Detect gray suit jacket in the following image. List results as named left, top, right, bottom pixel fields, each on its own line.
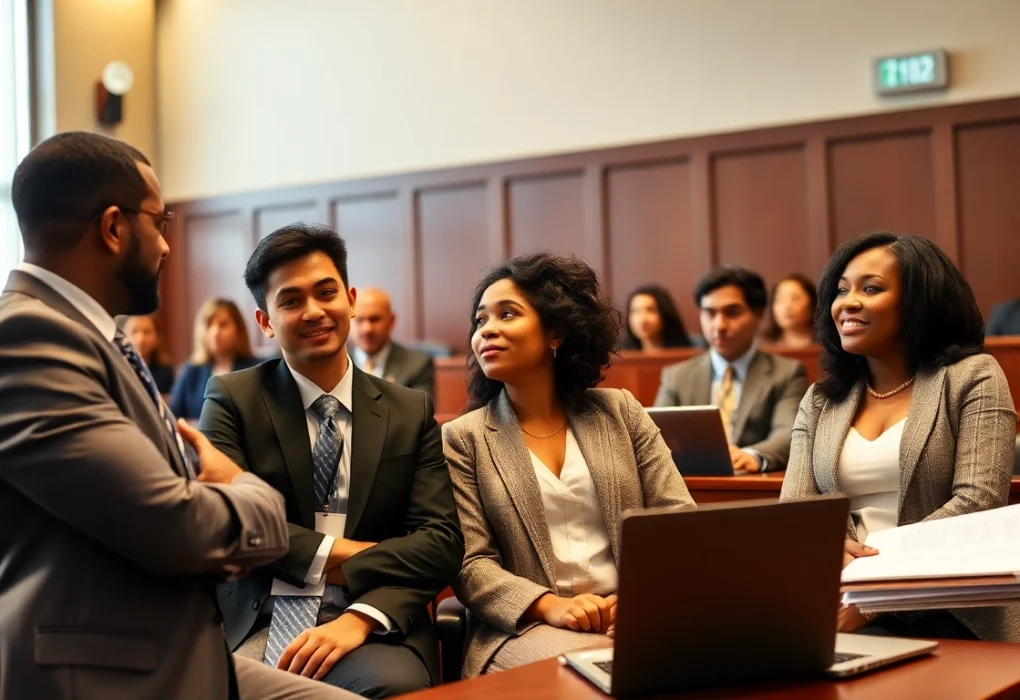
left=383, top=342, right=435, bottom=396
left=0, top=271, right=289, bottom=700
left=654, top=351, right=807, bottom=471
left=780, top=353, right=1020, bottom=642
left=443, top=388, right=694, bottom=678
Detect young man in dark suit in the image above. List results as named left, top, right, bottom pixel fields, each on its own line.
left=200, top=223, right=463, bottom=698
left=654, top=266, right=806, bottom=472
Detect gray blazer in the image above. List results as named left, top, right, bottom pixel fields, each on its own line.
left=780, top=353, right=1020, bottom=642
left=443, top=388, right=694, bottom=678
left=654, top=351, right=806, bottom=471
left=383, top=342, right=435, bottom=396
left=0, top=271, right=289, bottom=699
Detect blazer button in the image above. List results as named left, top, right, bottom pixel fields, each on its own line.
left=252, top=599, right=261, bottom=611
left=249, top=536, right=263, bottom=547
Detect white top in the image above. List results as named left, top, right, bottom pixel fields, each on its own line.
left=837, top=418, right=905, bottom=542
left=352, top=342, right=391, bottom=378
left=530, top=428, right=618, bottom=597
left=288, top=356, right=392, bottom=631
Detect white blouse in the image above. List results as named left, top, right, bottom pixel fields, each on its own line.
left=837, top=418, right=905, bottom=542
left=529, top=428, right=618, bottom=597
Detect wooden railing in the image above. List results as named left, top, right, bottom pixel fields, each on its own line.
left=434, top=338, right=1020, bottom=426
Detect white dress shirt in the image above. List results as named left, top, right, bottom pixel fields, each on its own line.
left=837, top=418, right=904, bottom=542
left=530, top=428, right=618, bottom=596
left=288, top=357, right=393, bottom=632
left=17, top=262, right=117, bottom=342
left=709, top=344, right=765, bottom=466
left=352, top=342, right=391, bottom=379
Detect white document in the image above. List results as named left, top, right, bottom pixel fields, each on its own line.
left=270, top=513, right=348, bottom=597
left=842, top=504, right=1020, bottom=584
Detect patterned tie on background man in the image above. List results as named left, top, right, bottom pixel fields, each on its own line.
left=113, top=330, right=196, bottom=479
left=715, top=365, right=736, bottom=444
left=263, top=394, right=346, bottom=668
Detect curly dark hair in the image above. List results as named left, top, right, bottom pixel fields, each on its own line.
left=816, top=231, right=984, bottom=402
left=465, top=252, right=622, bottom=412
left=761, top=273, right=818, bottom=342
left=621, top=284, right=691, bottom=349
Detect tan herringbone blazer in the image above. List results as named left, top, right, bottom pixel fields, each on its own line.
left=781, top=353, right=1020, bottom=642
left=443, top=388, right=694, bottom=678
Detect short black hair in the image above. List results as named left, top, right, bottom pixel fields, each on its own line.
left=244, top=222, right=350, bottom=311
left=12, top=131, right=150, bottom=253
left=816, top=230, right=984, bottom=402
left=621, top=284, right=691, bottom=349
left=466, top=252, right=622, bottom=412
left=762, top=273, right=818, bottom=342
left=694, top=266, right=767, bottom=312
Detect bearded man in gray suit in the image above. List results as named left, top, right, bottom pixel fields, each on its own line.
left=0, top=132, right=358, bottom=700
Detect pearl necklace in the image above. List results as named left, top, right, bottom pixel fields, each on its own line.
left=867, top=377, right=915, bottom=399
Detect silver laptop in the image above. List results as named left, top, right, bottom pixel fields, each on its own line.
left=646, top=406, right=734, bottom=476
left=563, top=497, right=937, bottom=696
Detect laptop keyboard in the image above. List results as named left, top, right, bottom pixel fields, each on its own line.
left=594, top=660, right=613, bottom=676
left=833, top=652, right=866, bottom=664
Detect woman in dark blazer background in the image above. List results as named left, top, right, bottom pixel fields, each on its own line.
left=170, top=298, right=259, bottom=421
left=780, top=231, right=1020, bottom=642
left=443, top=252, right=694, bottom=678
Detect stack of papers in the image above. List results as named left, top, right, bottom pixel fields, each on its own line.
left=841, top=504, right=1020, bottom=613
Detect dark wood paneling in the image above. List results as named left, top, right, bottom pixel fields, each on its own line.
left=829, top=132, right=937, bottom=245
left=331, top=193, right=412, bottom=342
left=417, top=184, right=491, bottom=349
left=713, top=146, right=812, bottom=285
left=506, top=172, right=585, bottom=257
left=956, top=119, right=1020, bottom=318
left=164, top=97, right=1020, bottom=367
left=605, top=160, right=697, bottom=325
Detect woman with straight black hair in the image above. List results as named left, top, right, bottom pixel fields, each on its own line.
left=781, top=230, right=1020, bottom=642
left=621, top=284, right=691, bottom=350
left=443, top=252, right=694, bottom=677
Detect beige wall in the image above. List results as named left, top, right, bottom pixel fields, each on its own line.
left=37, top=0, right=156, bottom=162
left=156, top=0, right=1020, bottom=202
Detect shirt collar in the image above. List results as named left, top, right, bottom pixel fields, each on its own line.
left=354, top=341, right=392, bottom=370
left=288, top=354, right=355, bottom=414
left=710, top=343, right=757, bottom=383
left=17, top=262, right=118, bottom=342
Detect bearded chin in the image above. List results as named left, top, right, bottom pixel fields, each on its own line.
left=118, top=239, right=162, bottom=315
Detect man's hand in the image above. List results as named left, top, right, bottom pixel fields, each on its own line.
left=178, top=420, right=243, bottom=484
left=843, top=539, right=878, bottom=569
left=729, top=445, right=762, bottom=473
left=837, top=603, right=869, bottom=633
left=278, top=610, right=377, bottom=680
left=528, top=593, right=616, bottom=633
left=325, top=538, right=377, bottom=572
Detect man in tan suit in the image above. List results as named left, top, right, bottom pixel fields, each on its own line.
left=0, top=132, right=358, bottom=699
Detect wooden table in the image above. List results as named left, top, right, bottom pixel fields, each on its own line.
left=401, top=640, right=1020, bottom=699
left=684, top=473, right=1020, bottom=506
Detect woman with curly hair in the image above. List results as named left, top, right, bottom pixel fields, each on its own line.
left=781, top=231, right=1019, bottom=642
left=443, top=251, right=694, bottom=678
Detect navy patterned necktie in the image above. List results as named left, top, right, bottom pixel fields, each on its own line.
left=263, top=393, right=347, bottom=668
left=113, top=331, right=196, bottom=480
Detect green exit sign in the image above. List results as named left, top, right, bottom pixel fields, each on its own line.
left=873, top=49, right=949, bottom=95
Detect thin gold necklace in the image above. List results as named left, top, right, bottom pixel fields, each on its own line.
left=867, top=377, right=915, bottom=399
left=521, top=420, right=566, bottom=439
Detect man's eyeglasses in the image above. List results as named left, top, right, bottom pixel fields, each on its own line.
left=89, top=207, right=175, bottom=235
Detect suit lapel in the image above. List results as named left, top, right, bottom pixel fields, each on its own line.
left=691, top=353, right=713, bottom=405
left=898, top=367, right=946, bottom=509
left=813, top=383, right=862, bottom=496
left=483, top=392, right=558, bottom=589
left=347, top=368, right=388, bottom=537
left=732, top=352, right=770, bottom=443
left=5, top=271, right=188, bottom=476
left=570, top=403, right=622, bottom=563
left=264, top=361, right=316, bottom=527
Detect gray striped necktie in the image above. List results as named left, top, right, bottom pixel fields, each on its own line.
left=263, top=394, right=345, bottom=667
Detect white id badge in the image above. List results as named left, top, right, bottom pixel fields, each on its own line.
left=269, top=513, right=348, bottom=597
